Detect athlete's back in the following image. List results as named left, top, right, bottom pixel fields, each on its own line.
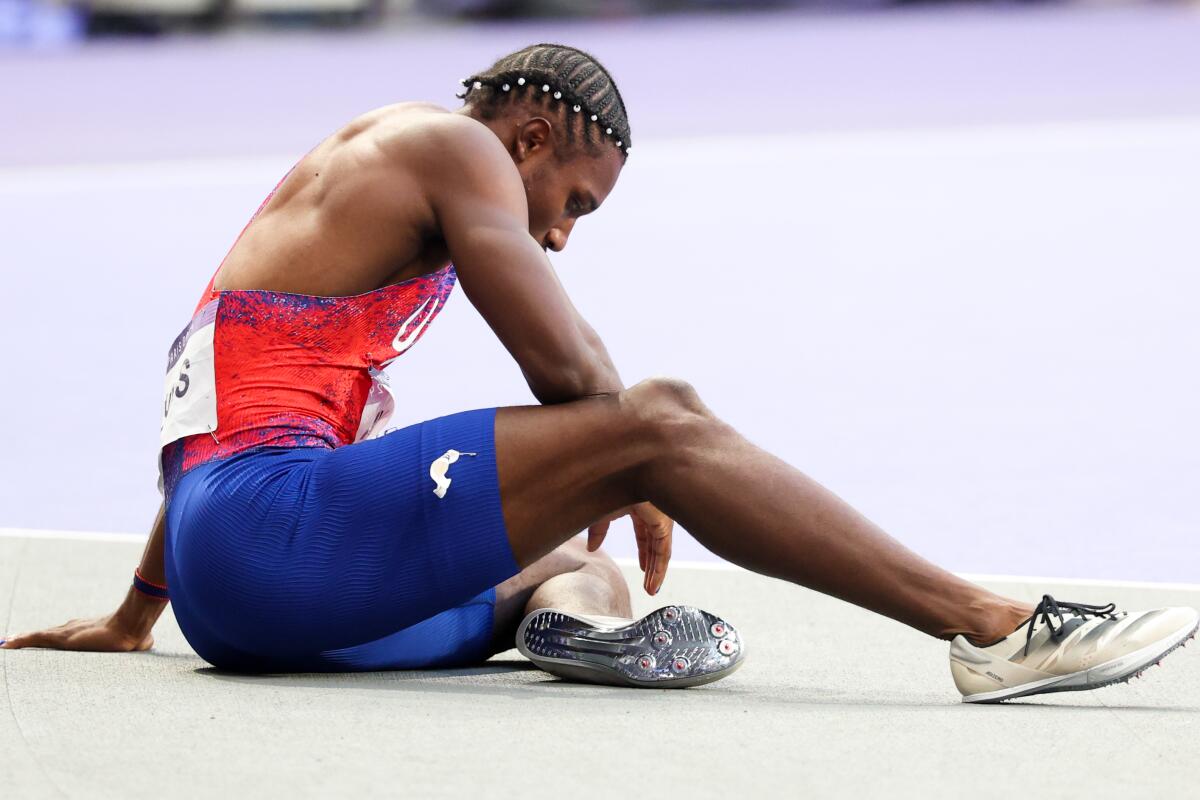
left=214, top=102, right=471, bottom=299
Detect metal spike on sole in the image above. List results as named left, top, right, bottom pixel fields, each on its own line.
left=516, top=605, right=746, bottom=689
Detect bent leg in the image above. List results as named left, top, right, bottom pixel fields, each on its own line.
left=486, top=537, right=631, bottom=656
left=304, top=589, right=499, bottom=671
left=301, top=539, right=630, bottom=671
left=495, top=378, right=1032, bottom=644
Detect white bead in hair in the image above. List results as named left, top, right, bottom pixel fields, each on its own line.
left=553, top=91, right=562, bottom=100
left=605, top=127, right=613, bottom=135
left=573, top=104, right=581, bottom=112
left=590, top=114, right=598, bottom=121
left=502, top=83, right=510, bottom=91
left=517, top=77, right=526, bottom=85
left=616, top=141, right=622, bottom=147
left=542, top=84, right=550, bottom=92
left=473, top=81, right=482, bottom=90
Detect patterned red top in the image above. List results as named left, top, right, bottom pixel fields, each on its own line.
left=160, top=265, right=456, bottom=498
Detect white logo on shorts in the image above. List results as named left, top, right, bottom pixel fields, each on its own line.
left=430, top=449, right=477, bottom=499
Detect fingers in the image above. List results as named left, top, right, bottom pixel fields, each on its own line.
left=634, top=511, right=673, bottom=596
left=644, top=545, right=657, bottom=595
left=1, top=616, right=148, bottom=653
left=634, top=520, right=648, bottom=572
left=0, top=631, right=58, bottom=650
left=586, top=519, right=610, bottom=552
left=594, top=503, right=673, bottom=596
left=651, top=517, right=673, bottom=595
left=646, top=530, right=671, bottom=595
left=655, top=530, right=673, bottom=594
left=637, top=520, right=655, bottom=594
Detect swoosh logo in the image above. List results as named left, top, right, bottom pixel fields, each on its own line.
left=391, top=296, right=440, bottom=354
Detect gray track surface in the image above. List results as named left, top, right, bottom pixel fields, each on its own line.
left=3, top=536, right=1198, bottom=799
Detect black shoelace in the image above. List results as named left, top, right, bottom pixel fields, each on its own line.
left=1022, top=594, right=1118, bottom=656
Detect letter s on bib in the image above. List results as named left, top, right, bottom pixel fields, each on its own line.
left=161, top=299, right=219, bottom=449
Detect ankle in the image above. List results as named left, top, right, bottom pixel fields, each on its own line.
left=944, top=596, right=1033, bottom=646
left=525, top=570, right=630, bottom=619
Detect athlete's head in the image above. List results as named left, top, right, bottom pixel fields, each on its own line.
left=460, top=43, right=631, bottom=252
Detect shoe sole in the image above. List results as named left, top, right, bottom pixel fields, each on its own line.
left=961, top=616, right=1199, bottom=704
left=516, top=605, right=746, bottom=689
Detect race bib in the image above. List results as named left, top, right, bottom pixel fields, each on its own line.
left=354, top=367, right=396, bottom=442
left=161, top=299, right=219, bottom=448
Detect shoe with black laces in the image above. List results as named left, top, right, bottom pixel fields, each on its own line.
left=516, top=605, right=745, bottom=688
left=949, top=595, right=1199, bottom=703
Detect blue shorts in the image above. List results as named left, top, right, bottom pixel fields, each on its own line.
left=164, top=407, right=520, bottom=673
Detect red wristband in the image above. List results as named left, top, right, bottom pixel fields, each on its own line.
left=132, top=568, right=170, bottom=601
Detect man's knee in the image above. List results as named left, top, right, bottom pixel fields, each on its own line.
left=579, top=541, right=625, bottom=588
left=569, top=541, right=632, bottom=616
left=621, top=377, right=713, bottom=442
left=504, top=538, right=631, bottom=617
left=555, top=537, right=624, bottom=587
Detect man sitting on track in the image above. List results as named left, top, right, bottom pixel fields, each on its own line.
left=4, top=44, right=1195, bottom=701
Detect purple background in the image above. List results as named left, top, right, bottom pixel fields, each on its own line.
left=2, top=4, right=1199, bottom=582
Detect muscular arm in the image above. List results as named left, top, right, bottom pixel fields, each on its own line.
left=412, top=120, right=623, bottom=404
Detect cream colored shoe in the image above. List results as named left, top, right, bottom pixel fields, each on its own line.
left=950, top=595, right=1198, bottom=703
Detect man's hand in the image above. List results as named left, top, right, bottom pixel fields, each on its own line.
left=4, top=506, right=172, bottom=653
left=1, top=585, right=164, bottom=652
left=1, top=613, right=153, bottom=652
left=587, top=501, right=674, bottom=595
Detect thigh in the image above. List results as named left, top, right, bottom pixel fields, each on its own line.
left=177, top=590, right=498, bottom=674
left=494, top=392, right=651, bottom=566
left=312, top=538, right=628, bottom=670
left=304, top=589, right=500, bottom=672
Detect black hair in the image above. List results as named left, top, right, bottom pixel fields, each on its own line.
left=459, top=43, right=631, bottom=158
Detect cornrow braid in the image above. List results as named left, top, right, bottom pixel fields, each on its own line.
left=457, top=43, right=632, bottom=157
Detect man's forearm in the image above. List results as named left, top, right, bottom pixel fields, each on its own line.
left=525, top=324, right=623, bottom=404
left=137, top=503, right=168, bottom=586
left=575, top=315, right=624, bottom=397
left=114, top=504, right=170, bottom=639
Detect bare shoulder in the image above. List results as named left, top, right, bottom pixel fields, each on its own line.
left=371, top=105, right=509, bottom=159
left=284, top=102, right=526, bottom=251
left=368, top=105, right=523, bottom=196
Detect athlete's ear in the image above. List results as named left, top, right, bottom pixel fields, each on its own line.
left=513, top=117, right=554, bottom=162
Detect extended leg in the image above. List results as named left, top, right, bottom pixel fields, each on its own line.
left=495, top=378, right=1032, bottom=645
